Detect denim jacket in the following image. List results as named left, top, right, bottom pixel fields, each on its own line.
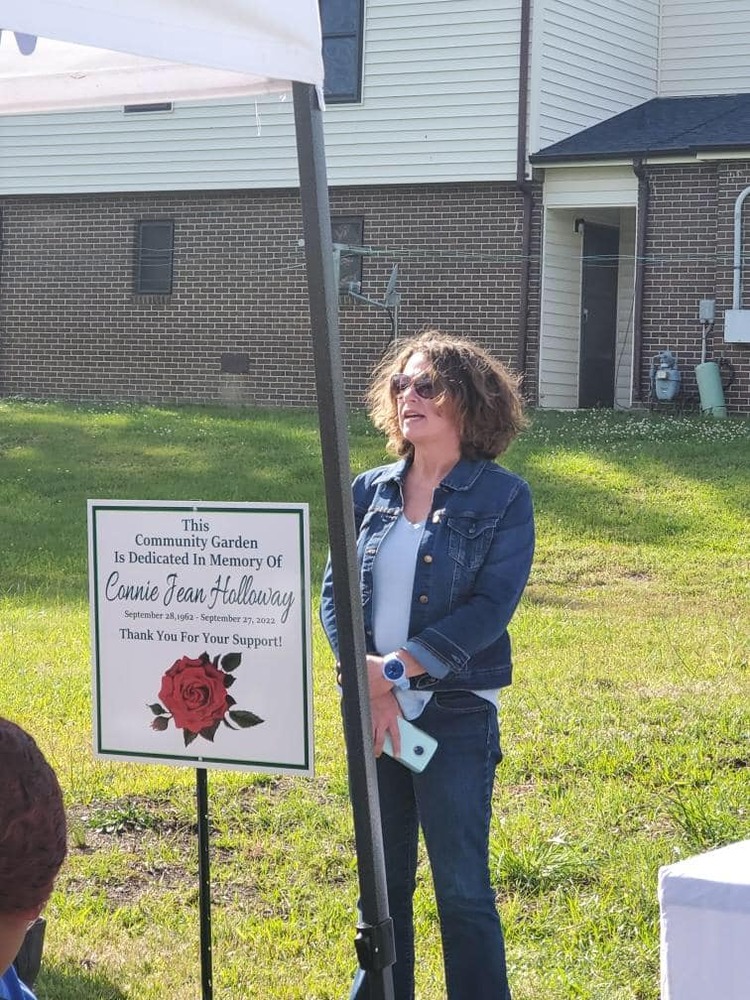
left=320, top=456, right=535, bottom=691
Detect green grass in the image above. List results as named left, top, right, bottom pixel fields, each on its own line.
left=1, top=400, right=748, bottom=999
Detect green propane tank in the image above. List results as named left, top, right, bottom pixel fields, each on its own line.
left=695, top=361, right=728, bottom=418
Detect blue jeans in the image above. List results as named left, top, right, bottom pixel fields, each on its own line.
left=350, top=691, right=511, bottom=1000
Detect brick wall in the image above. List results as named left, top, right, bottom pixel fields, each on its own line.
left=642, top=162, right=750, bottom=412
left=2, top=171, right=747, bottom=414
left=0, top=183, right=539, bottom=409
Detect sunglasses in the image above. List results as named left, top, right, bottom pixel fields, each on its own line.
left=390, top=373, right=440, bottom=399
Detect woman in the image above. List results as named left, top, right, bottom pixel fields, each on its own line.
left=0, top=718, right=67, bottom=1000
left=321, top=331, right=535, bottom=1000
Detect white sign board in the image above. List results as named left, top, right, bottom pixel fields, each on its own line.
left=88, top=500, right=313, bottom=775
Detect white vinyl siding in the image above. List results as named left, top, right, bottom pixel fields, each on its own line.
left=538, top=208, right=582, bottom=408
left=326, top=0, right=521, bottom=184
left=530, top=0, right=659, bottom=154
left=543, top=165, right=639, bottom=209
left=0, top=0, right=522, bottom=195
left=659, top=1, right=750, bottom=97
left=0, top=101, right=292, bottom=195
left=614, top=210, right=636, bottom=408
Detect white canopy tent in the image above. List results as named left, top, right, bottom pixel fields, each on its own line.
left=0, top=0, right=323, bottom=109
left=0, top=4, right=393, bottom=997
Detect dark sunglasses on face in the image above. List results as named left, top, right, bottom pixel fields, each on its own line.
left=390, top=372, right=440, bottom=399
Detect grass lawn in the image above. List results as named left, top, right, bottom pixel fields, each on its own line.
left=1, top=400, right=748, bottom=1000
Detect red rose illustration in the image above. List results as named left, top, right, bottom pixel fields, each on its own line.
left=158, top=655, right=229, bottom=734
left=148, top=651, right=264, bottom=746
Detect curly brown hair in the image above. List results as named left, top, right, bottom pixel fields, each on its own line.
left=367, top=331, right=528, bottom=460
left=0, top=718, right=67, bottom=916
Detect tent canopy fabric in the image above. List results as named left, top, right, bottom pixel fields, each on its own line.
left=0, top=0, right=323, bottom=112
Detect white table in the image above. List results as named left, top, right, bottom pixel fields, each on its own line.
left=659, top=839, right=750, bottom=999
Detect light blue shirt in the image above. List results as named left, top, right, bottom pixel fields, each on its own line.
left=372, top=512, right=433, bottom=720
left=372, top=513, right=498, bottom=719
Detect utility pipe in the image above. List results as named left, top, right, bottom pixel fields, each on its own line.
left=632, top=159, right=649, bottom=402
left=732, top=184, right=750, bottom=308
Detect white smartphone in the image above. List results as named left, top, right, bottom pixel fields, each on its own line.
left=381, top=717, right=438, bottom=773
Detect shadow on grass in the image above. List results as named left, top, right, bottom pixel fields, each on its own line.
left=510, top=424, right=749, bottom=546
left=511, top=410, right=750, bottom=527
left=523, top=465, right=697, bottom=545
left=2, top=403, right=747, bottom=600
left=0, top=403, right=330, bottom=600
left=36, top=962, right=127, bottom=1000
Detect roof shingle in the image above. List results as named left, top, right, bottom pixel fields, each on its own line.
left=530, top=94, right=750, bottom=164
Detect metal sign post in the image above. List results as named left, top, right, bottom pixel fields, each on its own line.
left=196, top=768, right=213, bottom=1000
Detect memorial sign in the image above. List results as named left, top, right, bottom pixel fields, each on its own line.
left=88, top=500, right=312, bottom=774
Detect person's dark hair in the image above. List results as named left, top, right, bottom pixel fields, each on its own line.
left=367, top=330, right=528, bottom=460
left=0, top=719, right=67, bottom=916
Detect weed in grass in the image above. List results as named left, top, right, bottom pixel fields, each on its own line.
left=493, top=834, right=595, bottom=894
left=667, top=785, right=748, bottom=855
left=68, top=819, right=89, bottom=850
left=86, top=800, right=162, bottom=835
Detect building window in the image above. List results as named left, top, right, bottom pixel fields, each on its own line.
left=135, top=221, right=174, bottom=295
left=320, top=0, right=364, bottom=103
left=124, top=102, right=173, bottom=114
left=332, top=216, right=364, bottom=293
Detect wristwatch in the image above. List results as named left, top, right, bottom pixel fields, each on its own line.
left=382, top=655, right=410, bottom=691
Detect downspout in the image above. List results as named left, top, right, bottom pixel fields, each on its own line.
left=731, top=184, right=750, bottom=308
left=632, top=158, right=648, bottom=402
left=515, top=0, right=533, bottom=378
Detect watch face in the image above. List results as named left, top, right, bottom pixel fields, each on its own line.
left=384, top=657, right=405, bottom=682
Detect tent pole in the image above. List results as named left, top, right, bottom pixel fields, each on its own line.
left=292, top=82, right=395, bottom=1000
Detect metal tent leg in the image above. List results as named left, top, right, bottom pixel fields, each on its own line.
left=292, top=81, right=395, bottom=1000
